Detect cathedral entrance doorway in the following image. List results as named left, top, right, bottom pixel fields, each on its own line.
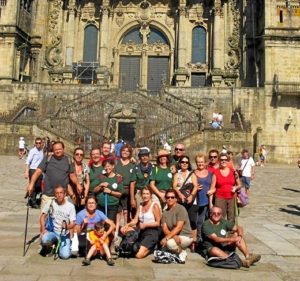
left=118, top=122, right=135, bottom=146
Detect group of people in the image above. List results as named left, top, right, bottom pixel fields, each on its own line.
left=25, top=138, right=260, bottom=268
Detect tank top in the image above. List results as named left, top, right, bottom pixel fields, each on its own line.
left=138, top=202, right=156, bottom=224
left=214, top=168, right=235, bottom=199
left=196, top=171, right=212, bottom=207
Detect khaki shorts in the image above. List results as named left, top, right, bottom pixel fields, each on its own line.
left=40, top=194, right=55, bottom=211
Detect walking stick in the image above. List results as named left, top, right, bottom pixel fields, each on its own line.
left=104, top=193, right=108, bottom=216
left=23, top=195, right=30, bottom=257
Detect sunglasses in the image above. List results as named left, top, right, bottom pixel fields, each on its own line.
left=75, top=153, right=84, bottom=156
left=220, top=158, right=228, bottom=162
left=209, top=156, right=218, bottom=159
left=175, top=148, right=184, bottom=151
left=35, top=142, right=42, bottom=144
left=180, top=161, right=189, bottom=164
left=211, top=212, right=222, bottom=216
left=166, top=196, right=176, bottom=199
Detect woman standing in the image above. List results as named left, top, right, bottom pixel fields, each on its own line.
left=74, top=195, right=115, bottom=257
left=194, top=153, right=212, bottom=243
left=209, top=153, right=241, bottom=223
left=94, top=158, right=124, bottom=223
left=173, top=156, right=198, bottom=251
left=68, top=147, right=90, bottom=212
left=150, top=150, right=173, bottom=208
left=121, top=186, right=161, bottom=259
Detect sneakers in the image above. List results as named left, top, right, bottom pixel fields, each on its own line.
left=178, top=250, right=187, bottom=263
left=82, top=258, right=91, bottom=266
left=247, top=253, right=261, bottom=265
left=107, top=258, right=115, bottom=266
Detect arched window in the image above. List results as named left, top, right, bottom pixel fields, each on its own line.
left=122, top=27, right=143, bottom=44
left=148, top=28, right=168, bottom=44
left=83, top=25, right=98, bottom=62
left=192, top=26, right=206, bottom=64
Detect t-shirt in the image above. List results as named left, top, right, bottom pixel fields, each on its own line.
left=38, top=155, right=74, bottom=196
left=130, top=163, right=153, bottom=190
left=161, top=204, right=192, bottom=238
left=115, top=159, right=134, bottom=187
left=196, top=171, right=212, bottom=207
left=76, top=209, right=108, bottom=231
left=97, top=174, right=124, bottom=207
left=89, top=230, right=110, bottom=250
left=202, top=218, right=234, bottom=250
left=42, top=199, right=76, bottom=234
left=150, top=166, right=173, bottom=191
left=240, top=157, right=255, bottom=177
left=207, top=164, right=218, bottom=173
left=19, top=139, right=25, bottom=149
left=214, top=168, right=235, bottom=199
left=89, top=165, right=104, bottom=193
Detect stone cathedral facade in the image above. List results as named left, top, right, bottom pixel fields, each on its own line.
left=0, top=0, right=299, bottom=162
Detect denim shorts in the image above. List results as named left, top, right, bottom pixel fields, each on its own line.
left=241, top=176, right=251, bottom=188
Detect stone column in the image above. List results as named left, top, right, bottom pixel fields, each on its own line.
left=213, top=0, right=223, bottom=70
left=99, top=6, right=109, bottom=67
left=178, top=7, right=187, bottom=68
left=65, top=4, right=76, bottom=66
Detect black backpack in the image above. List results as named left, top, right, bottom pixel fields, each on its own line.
left=207, top=252, right=242, bottom=269
left=118, top=230, right=140, bottom=258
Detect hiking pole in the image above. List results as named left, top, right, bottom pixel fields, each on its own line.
left=54, top=220, right=66, bottom=260
left=104, top=193, right=108, bottom=216
left=23, top=195, right=30, bottom=257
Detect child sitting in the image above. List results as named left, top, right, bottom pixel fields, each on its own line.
left=82, top=222, right=115, bottom=266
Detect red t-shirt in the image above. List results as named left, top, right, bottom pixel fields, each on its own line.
left=207, top=164, right=218, bottom=173
left=214, top=168, right=235, bottom=199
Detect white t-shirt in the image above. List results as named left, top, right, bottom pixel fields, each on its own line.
left=240, top=157, right=255, bottom=177
left=19, top=140, right=25, bottom=149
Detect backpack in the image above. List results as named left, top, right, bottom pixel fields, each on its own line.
left=117, top=229, right=140, bottom=258
left=153, top=250, right=185, bottom=264
left=206, top=252, right=242, bottom=269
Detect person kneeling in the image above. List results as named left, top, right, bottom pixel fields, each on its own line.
left=160, top=189, right=193, bottom=263
left=39, top=185, right=76, bottom=259
left=202, top=206, right=261, bottom=268
left=82, top=222, right=114, bottom=266
left=121, top=186, right=161, bottom=259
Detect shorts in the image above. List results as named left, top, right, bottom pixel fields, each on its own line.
left=118, top=187, right=130, bottom=211
left=203, top=242, right=236, bottom=257
left=139, top=228, right=159, bottom=250
left=241, top=176, right=251, bottom=188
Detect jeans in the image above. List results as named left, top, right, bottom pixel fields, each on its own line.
left=197, top=205, right=209, bottom=243
left=41, top=231, right=71, bottom=259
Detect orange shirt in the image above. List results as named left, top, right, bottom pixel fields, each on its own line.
left=89, top=230, right=110, bottom=251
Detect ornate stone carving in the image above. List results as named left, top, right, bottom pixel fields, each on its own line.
left=187, top=62, right=208, bottom=72
left=81, top=3, right=97, bottom=23
left=214, top=0, right=223, bottom=17
left=45, top=0, right=63, bottom=69
left=225, top=0, right=241, bottom=71
left=188, top=4, right=204, bottom=22
left=115, top=11, right=125, bottom=27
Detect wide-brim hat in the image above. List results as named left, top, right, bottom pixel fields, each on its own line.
left=138, top=147, right=150, bottom=157
left=157, top=149, right=170, bottom=159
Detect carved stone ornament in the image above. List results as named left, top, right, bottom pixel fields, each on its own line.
left=214, top=0, right=223, bottom=17
left=225, top=0, right=241, bottom=71
left=81, top=3, right=97, bottom=22
left=115, top=10, right=125, bottom=27
left=45, top=0, right=63, bottom=69
left=188, top=4, right=204, bottom=22
left=187, top=62, right=208, bottom=72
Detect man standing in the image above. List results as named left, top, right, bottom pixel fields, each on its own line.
left=100, top=140, right=116, bottom=163
left=24, top=137, right=44, bottom=208
left=207, top=149, right=219, bottom=173
left=202, top=206, right=261, bottom=268
left=238, top=149, right=255, bottom=195
left=40, top=185, right=76, bottom=259
left=27, top=141, right=82, bottom=210
left=170, top=143, right=186, bottom=173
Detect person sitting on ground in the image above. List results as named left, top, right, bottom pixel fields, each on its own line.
left=202, top=206, right=261, bottom=268
left=82, top=221, right=115, bottom=266
left=160, top=189, right=193, bottom=263
left=121, top=186, right=161, bottom=259
left=74, top=195, right=115, bottom=257
left=39, top=185, right=76, bottom=259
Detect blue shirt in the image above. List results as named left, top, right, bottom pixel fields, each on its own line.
left=197, top=172, right=212, bottom=207
left=76, top=209, right=108, bottom=231
left=25, top=146, right=44, bottom=169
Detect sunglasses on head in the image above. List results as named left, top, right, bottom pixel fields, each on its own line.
left=175, top=148, right=184, bottom=151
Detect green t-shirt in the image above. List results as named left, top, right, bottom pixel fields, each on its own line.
left=89, top=165, right=104, bottom=193
left=115, top=160, right=134, bottom=187
left=150, top=166, right=173, bottom=191
left=202, top=218, right=235, bottom=251
left=96, top=174, right=124, bottom=207
left=130, top=163, right=153, bottom=191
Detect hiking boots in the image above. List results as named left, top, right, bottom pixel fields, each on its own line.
left=241, top=259, right=250, bottom=268
left=247, top=253, right=261, bottom=265
left=82, top=258, right=91, bottom=266
left=107, top=258, right=115, bottom=266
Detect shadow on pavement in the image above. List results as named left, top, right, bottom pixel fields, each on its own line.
left=279, top=205, right=300, bottom=216
left=282, top=187, right=300, bottom=193
left=284, top=224, right=300, bottom=230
